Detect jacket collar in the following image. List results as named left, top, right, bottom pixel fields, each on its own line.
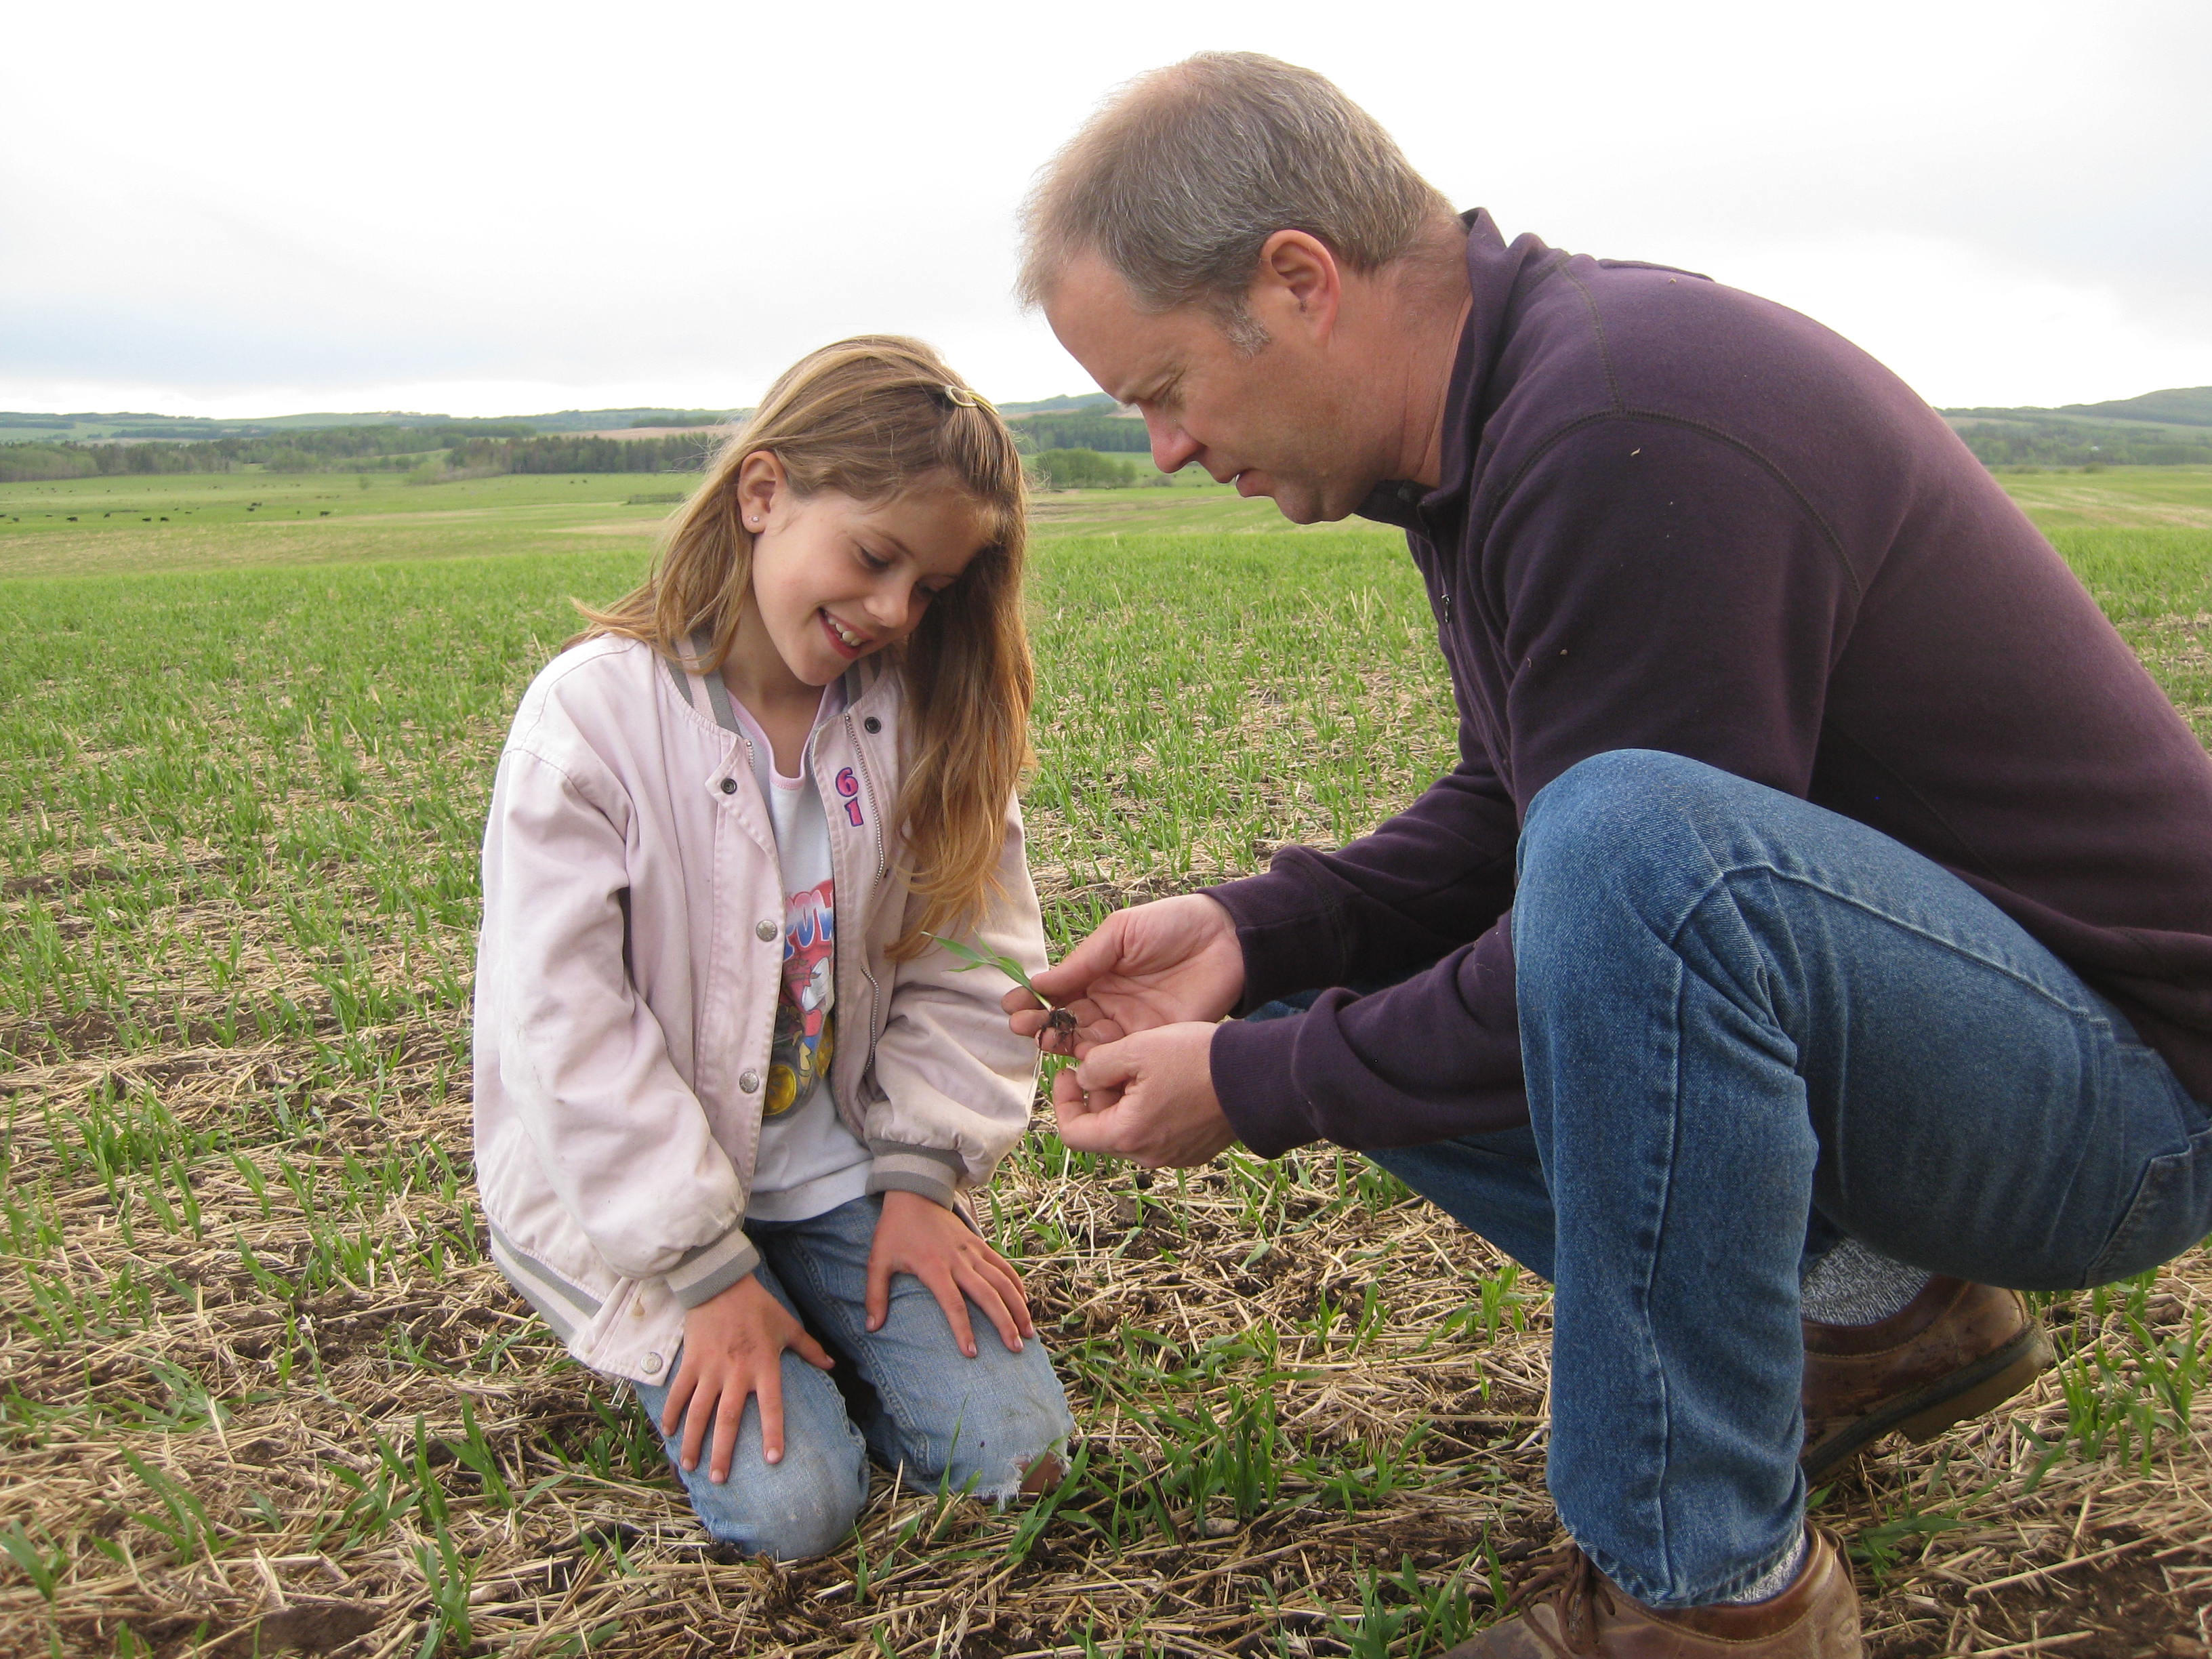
left=670, top=632, right=898, bottom=739
left=839, top=655, right=897, bottom=721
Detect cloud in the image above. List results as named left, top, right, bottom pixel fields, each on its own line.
left=2, top=0, right=2204, bottom=413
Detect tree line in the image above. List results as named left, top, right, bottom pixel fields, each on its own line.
left=0, top=428, right=719, bottom=484
left=1, top=425, right=529, bottom=483
left=1004, top=413, right=1151, bottom=454
left=1031, top=448, right=1142, bottom=489
left=1950, top=420, right=2212, bottom=470
left=445, top=434, right=722, bottom=474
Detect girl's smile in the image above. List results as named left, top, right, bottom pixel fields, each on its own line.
left=820, top=609, right=874, bottom=657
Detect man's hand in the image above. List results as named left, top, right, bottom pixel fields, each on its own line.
left=1052, top=1023, right=1237, bottom=1168
left=866, top=1189, right=1036, bottom=1358
left=664, top=1273, right=836, bottom=1481
left=1004, top=895, right=1244, bottom=1055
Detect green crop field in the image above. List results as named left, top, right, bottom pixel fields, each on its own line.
left=1, top=467, right=2207, bottom=1657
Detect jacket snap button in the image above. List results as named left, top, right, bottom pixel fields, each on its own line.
left=720, top=777, right=738, bottom=794
left=739, top=1069, right=761, bottom=1093
left=642, top=1351, right=662, bottom=1373
left=863, top=716, right=881, bottom=734
left=755, top=919, right=777, bottom=941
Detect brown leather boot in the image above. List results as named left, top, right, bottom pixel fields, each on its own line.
left=1801, top=1275, right=2054, bottom=1479
left=1438, top=1528, right=1862, bottom=1657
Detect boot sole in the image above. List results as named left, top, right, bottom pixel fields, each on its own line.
left=1803, top=1323, right=2055, bottom=1480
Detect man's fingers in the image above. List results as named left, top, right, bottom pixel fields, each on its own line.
left=1012, top=996, right=1118, bottom=1054
left=1002, top=985, right=1043, bottom=1017
left=1053, top=1088, right=1128, bottom=1153
left=1073, top=1038, right=1141, bottom=1094
left=1052, top=1062, right=1124, bottom=1120
left=1056, top=1008, right=1122, bottom=1055
left=1030, top=919, right=1128, bottom=1002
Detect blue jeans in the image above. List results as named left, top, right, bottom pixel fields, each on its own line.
left=1254, top=750, right=2211, bottom=1606
left=630, top=1194, right=1073, bottom=1560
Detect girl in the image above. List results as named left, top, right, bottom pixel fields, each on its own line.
left=473, top=337, right=1072, bottom=1561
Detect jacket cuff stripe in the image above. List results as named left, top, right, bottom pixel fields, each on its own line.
left=664, top=1226, right=761, bottom=1309
left=865, top=1141, right=964, bottom=1208
left=487, top=1221, right=604, bottom=1339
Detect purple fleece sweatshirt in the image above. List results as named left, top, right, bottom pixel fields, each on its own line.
left=1205, top=211, right=2212, bottom=1158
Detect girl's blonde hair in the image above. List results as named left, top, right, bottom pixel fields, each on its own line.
left=576, top=335, right=1033, bottom=959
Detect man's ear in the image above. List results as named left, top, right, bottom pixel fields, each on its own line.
left=1248, top=230, right=1343, bottom=340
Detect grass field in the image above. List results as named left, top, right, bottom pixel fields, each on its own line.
left=1, top=466, right=2207, bottom=1658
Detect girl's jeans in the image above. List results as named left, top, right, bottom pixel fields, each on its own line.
left=630, top=1193, right=1073, bottom=1561
left=1252, top=750, right=2212, bottom=1607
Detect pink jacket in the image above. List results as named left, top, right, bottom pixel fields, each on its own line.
left=473, top=636, right=1046, bottom=1385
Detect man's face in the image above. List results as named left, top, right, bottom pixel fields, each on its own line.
left=1043, top=251, right=1372, bottom=525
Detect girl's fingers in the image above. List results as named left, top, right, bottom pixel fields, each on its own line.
left=924, top=1266, right=981, bottom=1358
left=754, top=1368, right=785, bottom=1467
left=972, top=1239, right=1025, bottom=1286
left=956, top=1261, right=1027, bottom=1353
left=864, top=1248, right=893, bottom=1332
left=661, top=1361, right=697, bottom=1439
left=986, top=1256, right=1035, bottom=1336
left=792, top=1326, right=837, bottom=1370
left=966, top=1249, right=1035, bottom=1336
left=705, top=1376, right=745, bottom=1481
left=676, top=1376, right=714, bottom=1473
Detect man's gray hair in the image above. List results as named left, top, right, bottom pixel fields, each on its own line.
left=1017, top=53, right=1454, bottom=343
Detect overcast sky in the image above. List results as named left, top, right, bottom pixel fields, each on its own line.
left=5, top=0, right=2206, bottom=419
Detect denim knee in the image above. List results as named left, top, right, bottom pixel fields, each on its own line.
left=635, top=1353, right=872, bottom=1561
left=1522, top=749, right=1723, bottom=865
left=924, top=1379, right=1073, bottom=1503
left=677, top=1427, right=869, bottom=1561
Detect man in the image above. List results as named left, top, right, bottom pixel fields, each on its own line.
left=1005, top=52, right=2212, bottom=1658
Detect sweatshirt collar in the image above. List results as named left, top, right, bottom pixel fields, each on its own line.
left=1355, top=208, right=1553, bottom=532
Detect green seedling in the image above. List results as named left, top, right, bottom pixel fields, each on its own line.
left=415, top=1515, right=475, bottom=1659
left=0, top=1522, right=64, bottom=1602
left=1327, top=1557, right=1481, bottom=1659
left=119, top=1450, right=220, bottom=1563
left=930, top=932, right=1080, bottom=1043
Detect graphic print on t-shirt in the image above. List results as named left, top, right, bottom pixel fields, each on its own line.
left=765, top=878, right=836, bottom=1117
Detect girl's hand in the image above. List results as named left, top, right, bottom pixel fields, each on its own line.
left=866, top=1189, right=1036, bottom=1358
left=663, top=1273, right=835, bottom=1481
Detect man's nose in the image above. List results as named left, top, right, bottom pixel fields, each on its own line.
left=1145, top=412, right=1199, bottom=475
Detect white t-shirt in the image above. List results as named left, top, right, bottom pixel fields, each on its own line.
left=729, top=683, right=874, bottom=1222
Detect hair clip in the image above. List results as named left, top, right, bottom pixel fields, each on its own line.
left=940, top=384, right=981, bottom=409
